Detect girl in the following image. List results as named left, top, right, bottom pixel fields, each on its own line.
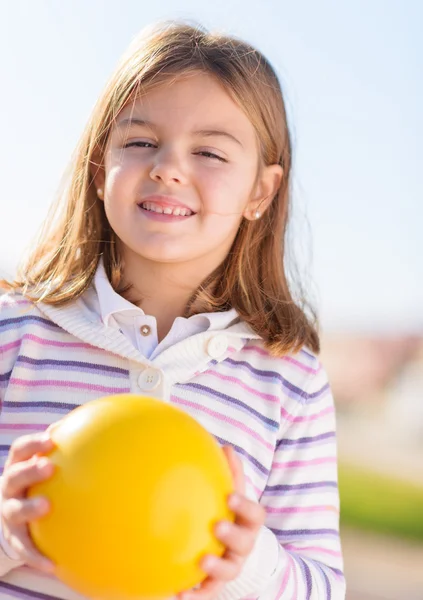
left=0, top=21, right=346, bottom=600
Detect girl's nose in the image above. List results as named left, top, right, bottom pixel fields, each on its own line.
left=149, top=150, right=187, bottom=185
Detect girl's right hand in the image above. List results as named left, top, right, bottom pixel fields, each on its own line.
left=0, top=432, right=56, bottom=572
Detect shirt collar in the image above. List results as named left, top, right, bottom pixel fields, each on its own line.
left=94, top=259, right=143, bottom=327
left=93, top=259, right=239, bottom=330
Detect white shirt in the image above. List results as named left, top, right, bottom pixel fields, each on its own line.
left=94, top=260, right=239, bottom=360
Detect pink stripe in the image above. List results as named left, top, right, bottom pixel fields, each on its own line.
left=173, top=395, right=274, bottom=451
left=245, top=474, right=262, bottom=499
left=10, top=378, right=127, bottom=394
left=277, top=549, right=292, bottom=599
left=290, top=551, right=299, bottom=600
left=282, top=404, right=334, bottom=423
left=22, top=333, right=92, bottom=349
left=0, top=339, right=21, bottom=353
left=243, top=345, right=321, bottom=375
left=266, top=504, right=339, bottom=514
left=283, top=355, right=321, bottom=375
left=273, top=457, right=337, bottom=468
left=206, top=370, right=279, bottom=403
left=284, top=544, right=342, bottom=558
left=1, top=423, right=47, bottom=431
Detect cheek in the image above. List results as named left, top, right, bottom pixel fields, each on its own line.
left=199, top=167, right=253, bottom=213
left=105, top=162, right=140, bottom=201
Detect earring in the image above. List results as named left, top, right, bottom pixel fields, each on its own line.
left=97, top=188, right=103, bottom=199
left=255, top=211, right=261, bottom=219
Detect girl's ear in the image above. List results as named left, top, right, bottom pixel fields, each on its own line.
left=90, top=149, right=106, bottom=201
left=244, top=164, right=283, bottom=220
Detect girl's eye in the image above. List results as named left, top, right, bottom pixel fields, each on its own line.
left=197, top=151, right=227, bottom=163
left=124, top=141, right=156, bottom=149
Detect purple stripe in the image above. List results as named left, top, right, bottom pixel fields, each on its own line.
left=300, top=348, right=317, bottom=361
left=16, top=356, right=129, bottom=377
left=0, top=316, right=59, bottom=331
left=330, top=567, right=344, bottom=578
left=308, top=558, right=332, bottom=600
left=215, top=435, right=269, bottom=476
left=223, top=357, right=329, bottom=403
left=276, top=431, right=335, bottom=449
left=266, top=481, right=337, bottom=492
left=180, top=382, right=278, bottom=430
left=299, top=557, right=313, bottom=599
left=4, top=400, right=79, bottom=413
left=0, top=581, right=64, bottom=600
left=323, top=568, right=331, bottom=600
left=274, top=528, right=339, bottom=537
left=0, top=370, right=12, bottom=382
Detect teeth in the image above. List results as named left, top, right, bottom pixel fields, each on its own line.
left=141, top=202, right=193, bottom=216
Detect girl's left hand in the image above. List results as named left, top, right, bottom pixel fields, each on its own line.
left=179, top=445, right=266, bottom=600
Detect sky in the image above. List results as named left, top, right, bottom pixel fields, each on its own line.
left=0, top=0, right=421, bottom=333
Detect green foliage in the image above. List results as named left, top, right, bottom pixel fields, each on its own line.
left=338, top=462, right=423, bottom=541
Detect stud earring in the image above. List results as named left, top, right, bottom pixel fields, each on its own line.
left=97, top=188, right=103, bottom=199
left=255, top=211, right=261, bottom=219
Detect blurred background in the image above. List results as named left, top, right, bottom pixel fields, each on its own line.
left=0, top=1, right=422, bottom=598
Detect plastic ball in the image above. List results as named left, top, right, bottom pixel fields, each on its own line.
left=28, top=394, right=235, bottom=599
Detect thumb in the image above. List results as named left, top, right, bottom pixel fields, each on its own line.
left=222, top=445, right=246, bottom=495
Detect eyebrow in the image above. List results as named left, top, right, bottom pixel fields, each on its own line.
left=116, top=118, right=243, bottom=148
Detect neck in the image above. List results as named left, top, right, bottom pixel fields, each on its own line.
left=120, top=251, right=219, bottom=341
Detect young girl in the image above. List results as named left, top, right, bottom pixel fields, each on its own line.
left=0, top=21, right=346, bottom=600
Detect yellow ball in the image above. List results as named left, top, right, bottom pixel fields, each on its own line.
left=28, top=394, right=235, bottom=599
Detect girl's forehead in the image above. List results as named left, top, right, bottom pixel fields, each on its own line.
left=114, top=73, right=256, bottom=141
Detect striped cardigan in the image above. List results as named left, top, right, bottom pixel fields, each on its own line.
left=0, top=289, right=346, bottom=599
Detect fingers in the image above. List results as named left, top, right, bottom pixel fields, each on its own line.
left=5, top=433, right=54, bottom=467
left=214, top=520, right=257, bottom=555
left=222, top=446, right=245, bottom=495
left=4, top=525, right=55, bottom=573
left=228, top=492, right=266, bottom=528
left=201, top=552, right=243, bottom=582
left=2, top=496, right=50, bottom=526
left=2, top=457, right=55, bottom=499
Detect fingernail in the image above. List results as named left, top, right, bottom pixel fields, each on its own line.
left=41, top=560, right=55, bottom=573
left=216, top=521, right=230, bottom=537
left=37, top=458, right=53, bottom=473
left=33, top=497, right=49, bottom=511
left=202, top=555, right=218, bottom=570
left=228, top=493, right=240, bottom=509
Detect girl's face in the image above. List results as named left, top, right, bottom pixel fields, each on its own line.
left=95, top=72, right=281, bottom=270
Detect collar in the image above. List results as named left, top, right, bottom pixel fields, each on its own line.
left=93, top=258, right=239, bottom=331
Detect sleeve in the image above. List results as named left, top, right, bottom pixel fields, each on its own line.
left=216, top=362, right=346, bottom=600
left=0, top=295, right=26, bottom=575
left=0, top=488, right=25, bottom=576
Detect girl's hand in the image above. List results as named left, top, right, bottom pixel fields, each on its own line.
left=0, top=432, right=56, bottom=572
left=179, top=445, right=266, bottom=600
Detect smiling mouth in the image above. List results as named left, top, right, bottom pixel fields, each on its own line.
left=139, top=201, right=195, bottom=217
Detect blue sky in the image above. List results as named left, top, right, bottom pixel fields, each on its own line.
left=0, top=0, right=421, bottom=333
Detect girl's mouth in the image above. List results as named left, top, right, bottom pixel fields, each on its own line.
left=137, top=201, right=195, bottom=221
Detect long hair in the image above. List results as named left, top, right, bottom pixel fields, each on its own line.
left=2, top=21, right=319, bottom=356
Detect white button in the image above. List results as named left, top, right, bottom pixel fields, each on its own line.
left=138, top=368, right=162, bottom=391
left=207, top=335, right=229, bottom=359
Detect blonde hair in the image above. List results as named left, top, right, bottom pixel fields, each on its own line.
left=3, top=21, right=319, bottom=356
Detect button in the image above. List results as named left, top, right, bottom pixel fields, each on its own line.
left=140, top=325, right=151, bottom=337
left=207, top=335, right=229, bottom=359
left=138, top=368, right=162, bottom=391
